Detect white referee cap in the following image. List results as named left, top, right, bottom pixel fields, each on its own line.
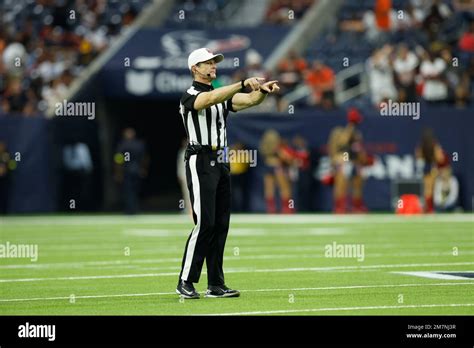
left=188, top=48, right=224, bottom=70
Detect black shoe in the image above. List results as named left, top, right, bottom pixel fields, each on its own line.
left=176, top=280, right=200, bottom=299
left=205, top=284, right=240, bottom=298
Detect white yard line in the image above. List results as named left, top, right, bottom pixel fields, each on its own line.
left=197, top=303, right=474, bottom=316
left=3, top=251, right=474, bottom=270
left=0, top=292, right=176, bottom=302
left=1, top=262, right=474, bottom=283
left=239, top=282, right=474, bottom=293
left=123, top=227, right=349, bottom=237
left=2, top=213, right=472, bottom=226
left=8, top=241, right=472, bottom=255
left=394, top=271, right=474, bottom=280
left=0, top=282, right=472, bottom=303
left=249, top=262, right=474, bottom=274
left=0, top=272, right=178, bottom=282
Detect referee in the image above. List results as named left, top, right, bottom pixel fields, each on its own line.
left=176, top=48, right=280, bottom=299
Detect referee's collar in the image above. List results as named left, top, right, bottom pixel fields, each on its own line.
left=193, top=80, right=214, bottom=91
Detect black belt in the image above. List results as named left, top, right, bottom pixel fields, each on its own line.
left=185, top=144, right=225, bottom=160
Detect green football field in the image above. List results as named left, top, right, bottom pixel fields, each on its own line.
left=0, top=214, right=473, bottom=315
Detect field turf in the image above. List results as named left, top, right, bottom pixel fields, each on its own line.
left=0, top=214, right=473, bottom=315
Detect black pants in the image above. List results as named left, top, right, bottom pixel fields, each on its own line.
left=178, top=150, right=231, bottom=286
left=123, top=172, right=140, bottom=214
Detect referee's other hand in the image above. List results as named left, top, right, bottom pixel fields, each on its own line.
left=244, top=77, right=266, bottom=91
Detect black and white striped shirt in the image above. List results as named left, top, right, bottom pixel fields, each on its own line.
left=179, top=81, right=235, bottom=148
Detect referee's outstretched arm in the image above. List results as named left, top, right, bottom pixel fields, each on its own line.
left=193, top=77, right=280, bottom=111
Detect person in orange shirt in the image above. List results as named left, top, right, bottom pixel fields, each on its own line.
left=276, top=51, right=308, bottom=111
left=375, top=0, right=392, bottom=31
left=305, top=60, right=335, bottom=109
left=278, top=50, right=308, bottom=73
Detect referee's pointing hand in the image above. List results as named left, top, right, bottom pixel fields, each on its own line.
left=260, top=80, right=280, bottom=94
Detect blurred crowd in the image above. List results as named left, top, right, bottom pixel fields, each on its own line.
left=0, top=0, right=147, bottom=116
left=233, top=49, right=336, bottom=112
left=342, top=0, right=474, bottom=108
left=2, top=0, right=473, bottom=117
left=265, top=0, right=315, bottom=24
left=233, top=0, right=474, bottom=112
left=367, top=43, right=474, bottom=107
left=366, top=31, right=474, bottom=107
left=276, top=51, right=336, bottom=110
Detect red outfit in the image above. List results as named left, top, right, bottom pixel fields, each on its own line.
left=459, top=32, right=474, bottom=52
